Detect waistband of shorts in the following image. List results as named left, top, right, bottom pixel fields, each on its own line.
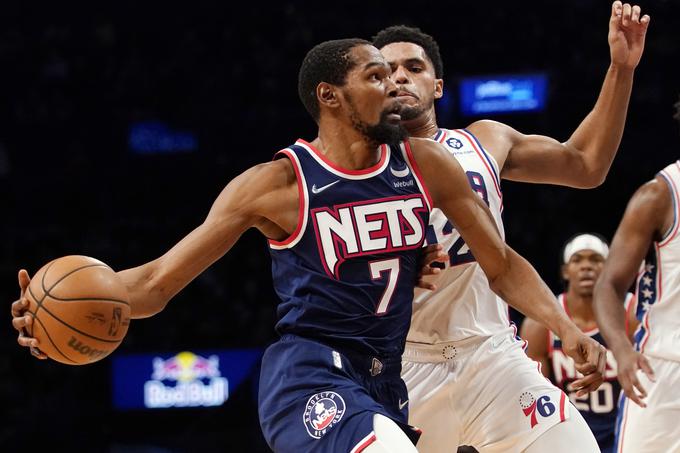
left=279, top=334, right=403, bottom=378
left=403, top=335, right=490, bottom=363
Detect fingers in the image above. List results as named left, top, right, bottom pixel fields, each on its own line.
left=639, top=355, right=656, bottom=383
left=422, top=244, right=448, bottom=267
left=416, top=278, right=437, bottom=291
left=30, top=347, right=48, bottom=360
left=611, top=1, right=622, bottom=18
left=622, top=2, right=632, bottom=26
left=18, top=269, right=31, bottom=297
left=571, top=372, right=604, bottom=397
left=10, top=297, right=30, bottom=319
left=596, top=345, right=607, bottom=375
left=11, top=312, right=33, bottom=333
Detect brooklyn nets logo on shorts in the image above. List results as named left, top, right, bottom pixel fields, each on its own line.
left=303, top=391, right=346, bottom=439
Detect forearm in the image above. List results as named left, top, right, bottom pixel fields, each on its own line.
left=118, top=259, right=170, bottom=319
left=565, top=64, right=634, bottom=183
left=491, top=248, right=579, bottom=339
left=593, top=279, right=633, bottom=356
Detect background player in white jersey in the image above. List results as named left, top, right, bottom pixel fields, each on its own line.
left=522, top=234, right=637, bottom=453
left=373, top=2, right=650, bottom=452
left=594, top=107, right=680, bottom=451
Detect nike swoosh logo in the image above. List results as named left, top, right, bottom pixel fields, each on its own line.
left=311, top=180, right=340, bottom=194
left=398, top=399, right=409, bottom=410
left=390, top=165, right=411, bottom=178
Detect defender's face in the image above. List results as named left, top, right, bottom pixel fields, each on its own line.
left=563, top=250, right=605, bottom=297
left=380, top=42, right=442, bottom=121
left=340, top=44, right=401, bottom=127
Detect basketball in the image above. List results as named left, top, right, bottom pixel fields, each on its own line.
left=24, top=255, right=131, bottom=365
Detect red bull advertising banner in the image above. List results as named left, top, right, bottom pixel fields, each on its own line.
left=111, top=349, right=262, bottom=410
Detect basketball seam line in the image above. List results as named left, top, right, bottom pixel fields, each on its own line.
left=36, top=305, right=123, bottom=344
left=32, top=262, right=123, bottom=346
left=31, top=311, right=78, bottom=364
left=46, top=296, right=130, bottom=306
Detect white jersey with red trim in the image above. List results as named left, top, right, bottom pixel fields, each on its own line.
left=407, top=128, right=508, bottom=343
left=632, top=160, right=680, bottom=362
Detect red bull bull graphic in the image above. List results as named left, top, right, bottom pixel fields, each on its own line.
left=144, top=351, right=228, bottom=408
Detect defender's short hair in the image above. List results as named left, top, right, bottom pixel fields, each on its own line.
left=372, top=25, right=444, bottom=79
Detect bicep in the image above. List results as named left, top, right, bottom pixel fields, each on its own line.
left=502, top=133, right=589, bottom=186
left=414, top=140, right=507, bottom=280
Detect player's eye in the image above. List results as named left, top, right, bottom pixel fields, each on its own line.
left=410, top=66, right=423, bottom=73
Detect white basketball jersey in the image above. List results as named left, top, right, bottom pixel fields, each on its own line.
left=408, top=128, right=508, bottom=343
left=633, top=160, right=680, bottom=362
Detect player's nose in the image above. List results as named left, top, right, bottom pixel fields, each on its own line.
left=385, top=77, right=398, bottom=97
left=391, top=65, right=410, bottom=84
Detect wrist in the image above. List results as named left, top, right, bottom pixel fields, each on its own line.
left=608, top=62, right=636, bottom=76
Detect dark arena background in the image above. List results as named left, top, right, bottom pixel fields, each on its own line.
left=1, top=1, right=677, bottom=452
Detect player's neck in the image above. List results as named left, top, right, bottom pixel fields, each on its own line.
left=564, top=290, right=597, bottom=329
left=402, top=109, right=439, bottom=139
left=313, top=126, right=383, bottom=170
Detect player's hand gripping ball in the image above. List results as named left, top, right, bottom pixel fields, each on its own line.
left=24, top=255, right=131, bottom=365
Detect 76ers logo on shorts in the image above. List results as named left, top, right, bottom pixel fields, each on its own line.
left=519, top=390, right=568, bottom=429
left=303, top=391, right=346, bottom=439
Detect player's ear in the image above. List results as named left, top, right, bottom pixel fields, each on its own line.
left=317, top=82, right=340, bottom=110
left=434, top=78, right=444, bottom=100
left=560, top=264, right=569, bottom=281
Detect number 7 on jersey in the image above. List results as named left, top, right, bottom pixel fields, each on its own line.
left=369, top=258, right=400, bottom=315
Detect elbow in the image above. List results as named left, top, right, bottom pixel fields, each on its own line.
left=582, top=171, right=607, bottom=189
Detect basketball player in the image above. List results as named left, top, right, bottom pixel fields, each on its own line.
left=11, top=40, right=606, bottom=452
left=522, top=233, right=637, bottom=453
left=373, top=2, right=649, bottom=452
left=593, top=108, right=680, bottom=451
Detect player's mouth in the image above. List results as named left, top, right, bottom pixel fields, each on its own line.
left=397, top=90, right=418, bottom=101
left=386, top=102, right=402, bottom=122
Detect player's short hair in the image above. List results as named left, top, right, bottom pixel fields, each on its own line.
left=372, top=25, right=444, bottom=79
left=673, top=94, right=680, bottom=129
left=298, top=38, right=370, bottom=122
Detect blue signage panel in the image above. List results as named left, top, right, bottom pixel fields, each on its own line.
left=112, top=349, right=262, bottom=410
left=459, top=73, right=548, bottom=115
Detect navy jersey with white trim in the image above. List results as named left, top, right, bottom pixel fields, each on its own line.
left=550, top=294, right=622, bottom=447
left=269, top=139, right=431, bottom=357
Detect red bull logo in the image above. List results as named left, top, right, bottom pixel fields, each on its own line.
left=144, top=351, right=228, bottom=408
left=303, top=391, right=346, bottom=439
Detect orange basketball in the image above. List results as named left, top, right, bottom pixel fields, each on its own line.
left=24, top=255, right=131, bottom=365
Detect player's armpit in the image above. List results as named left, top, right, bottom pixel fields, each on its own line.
left=120, top=158, right=299, bottom=318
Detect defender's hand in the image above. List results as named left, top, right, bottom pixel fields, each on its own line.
left=10, top=269, right=47, bottom=359
left=416, top=244, right=448, bottom=291
left=561, top=329, right=607, bottom=395
left=609, top=1, right=650, bottom=69
left=614, top=347, right=655, bottom=407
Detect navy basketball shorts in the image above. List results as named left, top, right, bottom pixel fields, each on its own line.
left=258, top=334, right=420, bottom=452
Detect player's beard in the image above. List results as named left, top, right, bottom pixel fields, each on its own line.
left=347, top=96, right=407, bottom=147
left=399, top=95, right=434, bottom=121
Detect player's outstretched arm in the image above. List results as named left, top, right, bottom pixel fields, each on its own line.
left=118, top=158, right=297, bottom=318
left=520, top=317, right=552, bottom=379
left=593, top=177, right=669, bottom=407
left=411, top=137, right=606, bottom=393
left=11, top=157, right=298, bottom=353
left=473, top=1, right=650, bottom=189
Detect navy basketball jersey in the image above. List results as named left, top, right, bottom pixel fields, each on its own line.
left=269, top=139, right=432, bottom=357
left=549, top=293, right=624, bottom=448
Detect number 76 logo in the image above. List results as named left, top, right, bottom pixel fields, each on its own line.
left=520, top=392, right=556, bottom=428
